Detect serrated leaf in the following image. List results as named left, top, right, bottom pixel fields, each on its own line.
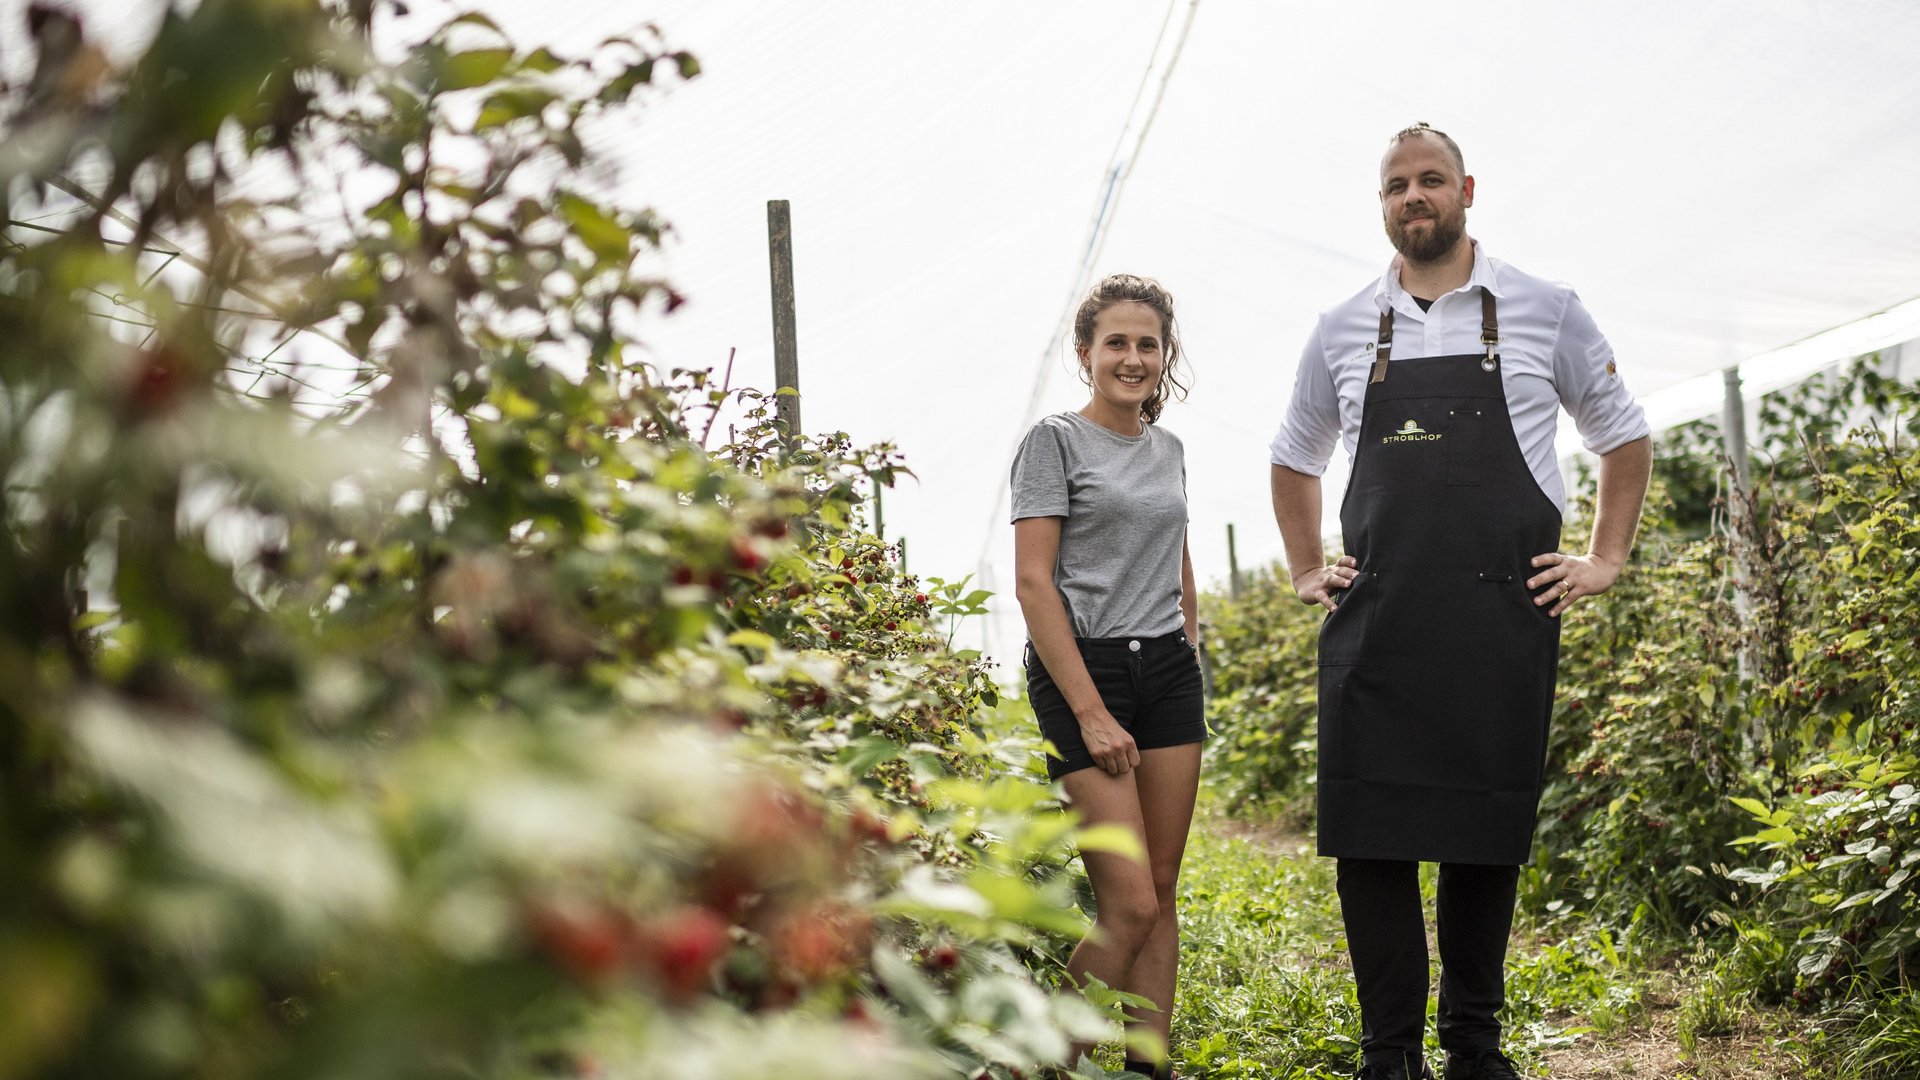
left=839, top=735, right=900, bottom=777
left=1797, top=950, right=1835, bottom=976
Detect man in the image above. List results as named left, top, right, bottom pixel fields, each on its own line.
left=1268, top=123, right=1653, bottom=1080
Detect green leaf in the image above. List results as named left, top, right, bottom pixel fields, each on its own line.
left=839, top=735, right=900, bottom=777
left=1075, top=823, right=1145, bottom=861
left=724, top=628, right=776, bottom=653
left=1796, top=950, right=1836, bottom=976
left=871, top=947, right=950, bottom=1025
left=475, top=86, right=556, bottom=130
left=599, top=58, right=655, bottom=104
left=522, top=47, right=566, bottom=73
left=557, top=194, right=630, bottom=264
left=440, top=48, right=513, bottom=91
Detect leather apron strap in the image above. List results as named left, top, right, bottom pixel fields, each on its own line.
left=1369, top=286, right=1501, bottom=384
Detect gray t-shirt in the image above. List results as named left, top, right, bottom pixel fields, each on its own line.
left=1009, top=411, right=1187, bottom=638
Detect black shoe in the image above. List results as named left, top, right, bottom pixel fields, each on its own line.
left=1361, top=1052, right=1436, bottom=1079
left=1444, top=1049, right=1522, bottom=1079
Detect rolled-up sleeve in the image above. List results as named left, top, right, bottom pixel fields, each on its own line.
left=1553, top=291, right=1651, bottom=456
left=1269, top=319, right=1342, bottom=475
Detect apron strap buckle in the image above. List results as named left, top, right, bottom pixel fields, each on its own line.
left=1479, top=287, right=1499, bottom=370
left=1371, top=308, right=1394, bottom=383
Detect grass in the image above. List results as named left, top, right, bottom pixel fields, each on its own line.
left=1167, top=804, right=1357, bottom=1078
left=1146, top=791, right=1807, bottom=1078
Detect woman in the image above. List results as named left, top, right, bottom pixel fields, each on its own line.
left=1010, top=273, right=1204, bottom=1080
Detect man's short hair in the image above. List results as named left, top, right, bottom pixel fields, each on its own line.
left=1388, top=122, right=1465, bottom=175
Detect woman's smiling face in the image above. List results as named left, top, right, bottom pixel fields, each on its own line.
left=1078, top=300, right=1166, bottom=421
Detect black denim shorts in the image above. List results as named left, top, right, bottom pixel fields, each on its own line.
left=1024, top=630, right=1208, bottom=779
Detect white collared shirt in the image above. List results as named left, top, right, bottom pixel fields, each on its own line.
left=1268, top=243, right=1650, bottom=512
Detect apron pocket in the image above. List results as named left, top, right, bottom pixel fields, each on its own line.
left=1318, top=571, right=1378, bottom=666
left=1446, top=407, right=1484, bottom=487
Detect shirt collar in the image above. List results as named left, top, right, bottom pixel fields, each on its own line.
left=1373, top=240, right=1504, bottom=313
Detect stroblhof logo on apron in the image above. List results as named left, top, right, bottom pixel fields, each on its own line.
left=1382, top=418, right=1443, bottom=445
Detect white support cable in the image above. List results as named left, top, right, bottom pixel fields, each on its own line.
left=971, top=0, right=1202, bottom=656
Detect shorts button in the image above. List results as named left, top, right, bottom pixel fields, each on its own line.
left=1128, top=639, right=1141, bottom=652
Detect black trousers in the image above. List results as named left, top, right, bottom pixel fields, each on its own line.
left=1336, top=859, right=1520, bottom=1065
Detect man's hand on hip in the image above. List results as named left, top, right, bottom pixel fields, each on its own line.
left=1293, top=555, right=1359, bottom=611
left=1527, top=551, right=1623, bottom=617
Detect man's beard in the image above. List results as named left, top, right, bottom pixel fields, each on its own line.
left=1385, top=207, right=1465, bottom=264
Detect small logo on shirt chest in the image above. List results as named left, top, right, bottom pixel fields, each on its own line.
left=1381, top=418, right=1443, bottom=445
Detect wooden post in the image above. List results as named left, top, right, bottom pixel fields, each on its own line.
left=873, top=481, right=885, bottom=541
left=767, top=200, right=800, bottom=448
left=1226, top=523, right=1242, bottom=600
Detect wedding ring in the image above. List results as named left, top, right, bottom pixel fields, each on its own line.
left=1558, top=581, right=1573, bottom=598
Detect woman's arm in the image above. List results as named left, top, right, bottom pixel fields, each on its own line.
left=1014, top=516, right=1139, bottom=775
left=1180, top=538, right=1199, bottom=641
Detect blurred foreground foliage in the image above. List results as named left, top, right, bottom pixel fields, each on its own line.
left=0, top=4, right=1130, bottom=1078
left=1203, top=360, right=1920, bottom=1075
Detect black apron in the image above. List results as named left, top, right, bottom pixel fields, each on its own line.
left=1316, top=289, right=1562, bottom=865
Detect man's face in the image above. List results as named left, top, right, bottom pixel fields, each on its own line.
left=1379, top=134, right=1474, bottom=264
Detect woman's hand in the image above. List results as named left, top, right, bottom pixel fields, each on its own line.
left=1527, top=551, right=1623, bottom=617
left=1292, top=555, right=1358, bottom=611
left=1078, top=708, right=1140, bottom=775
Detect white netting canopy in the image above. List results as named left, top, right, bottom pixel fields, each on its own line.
left=11, top=0, right=1920, bottom=659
